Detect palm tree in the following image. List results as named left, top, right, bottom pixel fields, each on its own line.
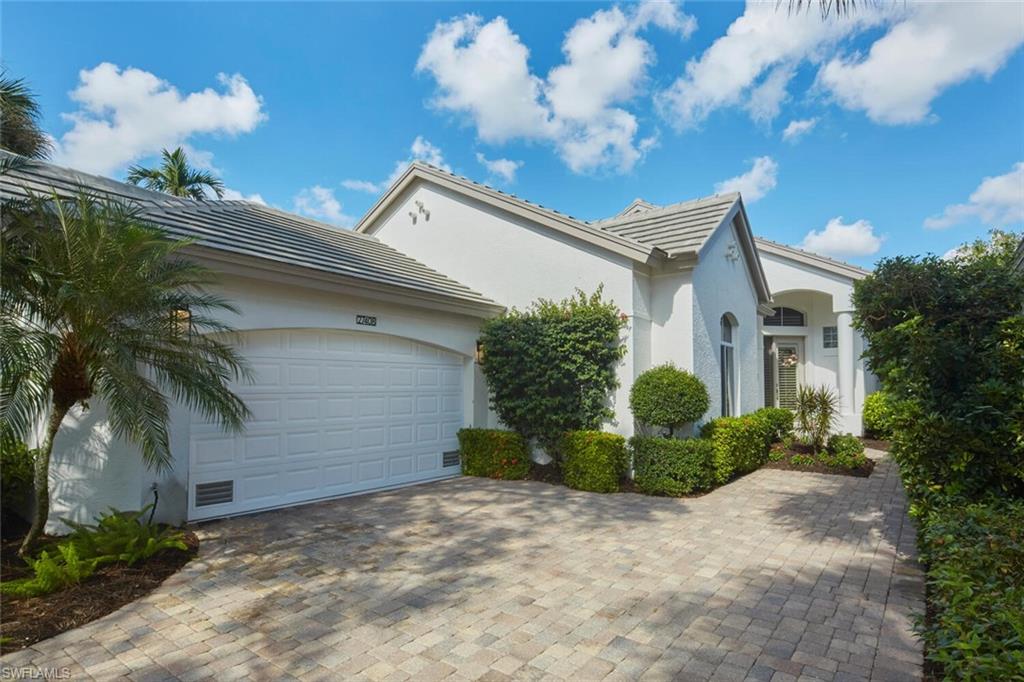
left=0, top=72, right=51, bottom=160
left=1, top=191, right=251, bottom=555
left=127, top=147, right=225, bottom=200
left=785, top=0, right=870, bottom=17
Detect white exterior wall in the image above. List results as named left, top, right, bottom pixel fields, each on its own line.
left=367, top=182, right=642, bottom=441
left=758, top=251, right=874, bottom=434
left=45, top=273, right=484, bottom=531
left=691, top=220, right=764, bottom=420
left=763, top=290, right=839, bottom=390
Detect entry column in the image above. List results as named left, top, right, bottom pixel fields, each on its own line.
left=837, top=309, right=856, bottom=429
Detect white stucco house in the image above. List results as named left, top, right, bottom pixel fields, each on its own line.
left=1, top=157, right=874, bottom=528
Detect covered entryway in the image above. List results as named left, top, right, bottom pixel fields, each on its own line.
left=188, top=329, right=465, bottom=520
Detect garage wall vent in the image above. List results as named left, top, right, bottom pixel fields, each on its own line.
left=195, top=480, right=234, bottom=507
left=442, top=451, right=460, bottom=468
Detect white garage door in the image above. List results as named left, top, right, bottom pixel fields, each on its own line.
left=188, top=329, right=464, bottom=520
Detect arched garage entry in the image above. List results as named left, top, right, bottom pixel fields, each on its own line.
left=188, top=328, right=467, bottom=520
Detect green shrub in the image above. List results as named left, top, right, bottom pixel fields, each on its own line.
left=853, top=235, right=1024, bottom=500
left=1, top=439, right=35, bottom=517
left=702, top=415, right=773, bottom=483
left=862, top=390, right=895, bottom=439
left=632, top=436, right=715, bottom=496
left=918, top=499, right=1024, bottom=679
left=63, top=506, right=188, bottom=567
left=820, top=433, right=867, bottom=469
left=562, top=431, right=627, bottom=493
left=629, top=364, right=709, bottom=436
left=457, top=428, right=530, bottom=480
left=752, top=407, right=794, bottom=443
left=478, top=288, right=627, bottom=457
left=790, top=454, right=816, bottom=468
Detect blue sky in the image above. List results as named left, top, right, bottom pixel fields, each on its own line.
left=4, top=1, right=1023, bottom=267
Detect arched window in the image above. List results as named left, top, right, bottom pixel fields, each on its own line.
left=763, top=306, right=805, bottom=327
left=720, top=314, right=737, bottom=417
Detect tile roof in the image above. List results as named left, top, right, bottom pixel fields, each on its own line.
left=594, top=193, right=741, bottom=257
left=0, top=154, right=501, bottom=312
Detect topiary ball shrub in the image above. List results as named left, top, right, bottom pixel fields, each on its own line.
left=632, top=436, right=715, bottom=496
left=862, top=390, right=895, bottom=440
left=629, top=363, right=709, bottom=436
left=457, top=429, right=530, bottom=480
left=562, top=431, right=628, bottom=493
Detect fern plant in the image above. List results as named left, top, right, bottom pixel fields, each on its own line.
left=0, top=544, right=97, bottom=598
left=63, top=505, right=188, bottom=567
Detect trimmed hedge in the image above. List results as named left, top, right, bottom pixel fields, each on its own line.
left=457, top=428, right=530, bottom=480
left=918, top=499, right=1024, bottom=679
left=862, top=390, right=895, bottom=440
left=632, top=437, right=715, bottom=496
left=756, top=408, right=794, bottom=443
left=701, top=414, right=773, bottom=483
left=562, top=431, right=628, bottom=493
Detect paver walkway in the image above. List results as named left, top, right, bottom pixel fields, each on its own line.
left=1, top=450, right=923, bottom=681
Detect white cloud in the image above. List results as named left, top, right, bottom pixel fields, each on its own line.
left=221, top=188, right=266, bottom=205
left=339, top=179, right=381, bottom=194
left=799, top=217, right=883, bottom=257
left=656, top=3, right=879, bottom=130
left=924, top=162, right=1024, bottom=230
left=342, top=136, right=452, bottom=194
left=416, top=15, right=555, bottom=143
left=416, top=1, right=694, bottom=174
left=475, top=153, right=522, bottom=183
left=714, top=156, right=778, bottom=203
left=782, top=117, right=817, bottom=142
left=293, top=185, right=353, bottom=227
left=818, top=3, right=1024, bottom=125
left=52, top=62, right=266, bottom=175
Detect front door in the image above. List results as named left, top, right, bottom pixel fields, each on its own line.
left=773, top=338, right=804, bottom=410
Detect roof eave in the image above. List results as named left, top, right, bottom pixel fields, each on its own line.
left=694, top=196, right=772, bottom=304
left=186, top=244, right=506, bottom=318
left=754, top=238, right=870, bottom=281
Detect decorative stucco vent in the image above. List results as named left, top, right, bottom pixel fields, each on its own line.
left=442, top=450, right=461, bottom=468
left=195, top=480, right=234, bottom=507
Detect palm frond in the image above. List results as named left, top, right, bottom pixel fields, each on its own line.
left=0, top=71, right=51, bottom=159
left=122, top=147, right=225, bottom=200
left=1, top=190, right=251, bottom=469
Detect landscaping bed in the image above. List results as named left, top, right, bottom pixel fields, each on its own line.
left=0, top=520, right=198, bottom=654
left=764, top=441, right=875, bottom=477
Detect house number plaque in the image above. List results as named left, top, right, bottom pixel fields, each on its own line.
left=356, top=314, right=377, bottom=327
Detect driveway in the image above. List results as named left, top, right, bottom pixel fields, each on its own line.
left=1, top=450, right=923, bottom=681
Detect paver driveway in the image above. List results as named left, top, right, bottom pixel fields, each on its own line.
left=2, top=450, right=923, bottom=681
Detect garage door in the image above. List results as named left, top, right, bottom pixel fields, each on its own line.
left=188, top=329, right=464, bottom=520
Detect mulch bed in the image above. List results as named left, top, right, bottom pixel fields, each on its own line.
left=0, top=526, right=198, bottom=654
left=762, top=442, right=876, bottom=478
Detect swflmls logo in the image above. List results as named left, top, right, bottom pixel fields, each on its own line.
left=356, top=314, right=377, bottom=327
left=0, top=667, right=72, bottom=680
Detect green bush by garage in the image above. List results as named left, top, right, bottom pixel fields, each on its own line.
left=632, top=437, right=715, bottom=496
left=457, top=429, right=531, bottom=480
left=562, top=431, right=628, bottom=493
